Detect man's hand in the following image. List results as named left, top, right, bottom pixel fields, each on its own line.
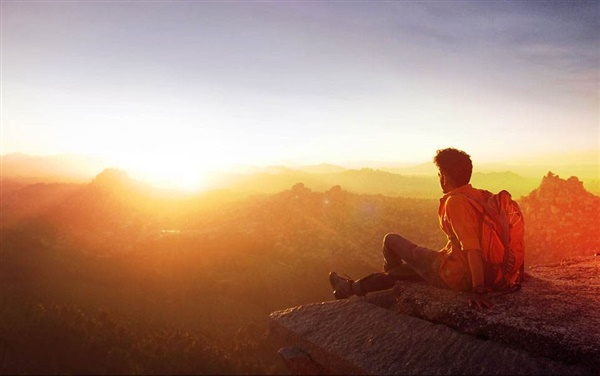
left=467, top=292, right=494, bottom=309
left=465, top=249, right=492, bottom=309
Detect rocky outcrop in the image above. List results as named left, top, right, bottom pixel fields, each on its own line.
left=519, top=172, right=600, bottom=266
left=270, top=256, right=600, bottom=375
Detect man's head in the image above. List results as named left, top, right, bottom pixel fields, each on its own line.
left=433, top=148, right=472, bottom=193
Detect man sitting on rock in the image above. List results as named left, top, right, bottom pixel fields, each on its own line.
left=329, top=147, right=493, bottom=309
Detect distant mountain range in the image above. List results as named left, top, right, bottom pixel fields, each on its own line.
left=3, top=166, right=598, bottom=267
left=1, top=153, right=109, bottom=183
left=2, top=152, right=598, bottom=197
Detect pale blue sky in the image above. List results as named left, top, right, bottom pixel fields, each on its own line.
left=2, top=1, right=598, bottom=186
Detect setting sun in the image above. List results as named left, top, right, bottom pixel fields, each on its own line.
left=134, top=164, right=207, bottom=192
left=108, top=150, right=217, bottom=191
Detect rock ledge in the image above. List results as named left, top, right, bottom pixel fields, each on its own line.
left=269, top=256, right=600, bottom=375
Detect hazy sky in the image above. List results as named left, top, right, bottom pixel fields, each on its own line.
left=2, top=1, right=599, bottom=186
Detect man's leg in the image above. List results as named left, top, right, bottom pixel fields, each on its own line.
left=351, top=265, right=423, bottom=296
left=350, top=233, right=428, bottom=296
left=383, top=236, right=405, bottom=272
left=381, top=233, right=446, bottom=288
left=330, top=233, right=435, bottom=299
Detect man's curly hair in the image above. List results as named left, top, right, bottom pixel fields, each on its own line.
left=433, top=148, right=473, bottom=187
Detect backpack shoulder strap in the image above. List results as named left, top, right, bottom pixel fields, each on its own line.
left=446, top=190, right=495, bottom=217
left=445, top=191, right=500, bottom=248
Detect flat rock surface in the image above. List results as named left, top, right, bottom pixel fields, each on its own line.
left=270, top=300, right=591, bottom=375
left=270, top=256, right=600, bottom=374
left=387, top=256, right=600, bottom=369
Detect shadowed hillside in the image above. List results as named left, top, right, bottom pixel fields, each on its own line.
left=1, top=172, right=443, bottom=374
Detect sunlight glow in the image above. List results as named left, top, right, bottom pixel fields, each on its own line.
left=133, top=163, right=206, bottom=192
left=109, top=150, right=216, bottom=192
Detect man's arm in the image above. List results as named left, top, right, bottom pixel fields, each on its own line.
left=466, top=249, right=493, bottom=309
left=445, top=196, right=493, bottom=309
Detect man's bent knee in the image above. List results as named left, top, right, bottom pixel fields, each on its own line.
left=383, top=233, right=400, bottom=249
left=383, top=233, right=417, bottom=252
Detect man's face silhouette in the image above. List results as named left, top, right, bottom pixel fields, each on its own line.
left=438, top=169, right=451, bottom=194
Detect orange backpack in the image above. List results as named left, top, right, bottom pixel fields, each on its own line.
left=453, top=190, right=525, bottom=290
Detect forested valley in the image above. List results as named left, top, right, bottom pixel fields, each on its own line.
left=1, top=169, right=598, bottom=374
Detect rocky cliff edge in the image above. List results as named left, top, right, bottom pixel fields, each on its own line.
left=270, top=255, right=600, bottom=375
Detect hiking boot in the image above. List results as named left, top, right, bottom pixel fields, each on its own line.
left=329, top=272, right=355, bottom=299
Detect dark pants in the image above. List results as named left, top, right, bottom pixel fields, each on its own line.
left=353, top=233, right=447, bottom=296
